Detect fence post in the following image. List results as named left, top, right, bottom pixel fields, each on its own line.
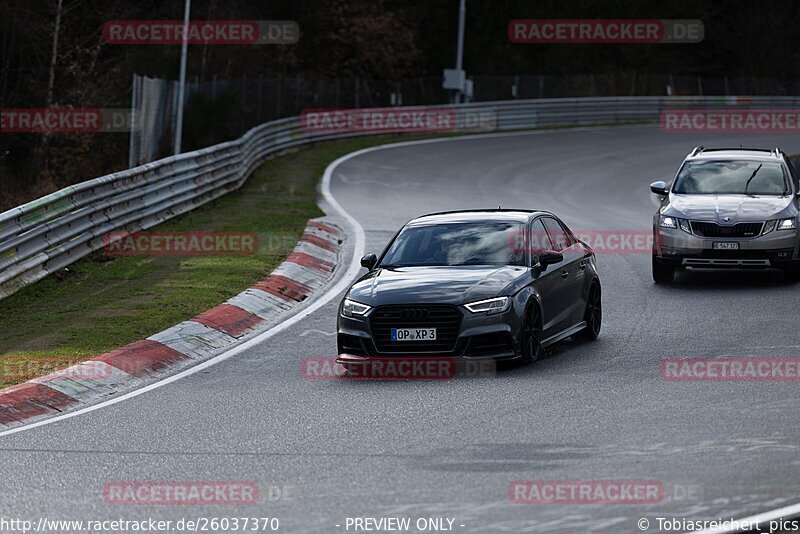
left=128, top=73, right=138, bottom=168
left=276, top=75, right=282, bottom=118
left=294, top=75, right=300, bottom=115
left=256, top=74, right=263, bottom=121
left=241, top=73, right=247, bottom=131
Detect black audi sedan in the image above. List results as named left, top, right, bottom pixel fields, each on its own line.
left=336, top=210, right=601, bottom=370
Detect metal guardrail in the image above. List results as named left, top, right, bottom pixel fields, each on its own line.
left=1, top=96, right=798, bottom=300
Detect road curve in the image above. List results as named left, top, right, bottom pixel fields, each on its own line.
left=1, top=126, right=799, bottom=533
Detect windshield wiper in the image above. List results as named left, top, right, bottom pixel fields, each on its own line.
left=744, top=164, right=762, bottom=195
left=382, top=263, right=447, bottom=267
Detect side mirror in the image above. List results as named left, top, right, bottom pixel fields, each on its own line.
left=360, top=254, right=378, bottom=270
left=536, top=250, right=563, bottom=271
left=650, top=181, right=669, bottom=196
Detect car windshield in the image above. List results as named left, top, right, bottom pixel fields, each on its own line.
left=380, top=221, right=525, bottom=267
left=672, top=159, right=789, bottom=195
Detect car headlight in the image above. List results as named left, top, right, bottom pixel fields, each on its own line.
left=762, top=220, right=777, bottom=235
left=659, top=215, right=677, bottom=229
left=777, top=218, right=797, bottom=231
left=464, top=296, right=511, bottom=315
left=659, top=215, right=691, bottom=234
left=341, top=298, right=371, bottom=318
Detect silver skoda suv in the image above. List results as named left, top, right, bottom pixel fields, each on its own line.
left=650, top=147, right=800, bottom=283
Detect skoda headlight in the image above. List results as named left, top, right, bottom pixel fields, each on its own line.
left=341, top=299, right=371, bottom=318
left=659, top=215, right=677, bottom=229
left=660, top=215, right=691, bottom=234
left=777, top=218, right=797, bottom=231
left=464, top=296, right=511, bottom=315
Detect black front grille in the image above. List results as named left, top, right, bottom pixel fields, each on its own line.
left=690, top=221, right=763, bottom=238
left=695, top=250, right=770, bottom=260
left=369, top=305, right=462, bottom=353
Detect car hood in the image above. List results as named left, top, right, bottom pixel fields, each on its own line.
left=347, top=265, right=526, bottom=306
left=667, top=194, right=794, bottom=222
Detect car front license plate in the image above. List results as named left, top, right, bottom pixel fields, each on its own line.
left=391, top=328, right=437, bottom=341
left=712, top=242, right=740, bottom=250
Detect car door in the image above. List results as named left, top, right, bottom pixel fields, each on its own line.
left=529, top=217, right=571, bottom=336
left=542, top=217, right=587, bottom=327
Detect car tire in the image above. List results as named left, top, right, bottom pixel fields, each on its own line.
left=575, top=282, right=602, bottom=341
left=652, top=255, right=675, bottom=284
left=520, top=303, right=543, bottom=364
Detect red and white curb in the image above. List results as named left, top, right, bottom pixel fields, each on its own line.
left=0, top=219, right=342, bottom=429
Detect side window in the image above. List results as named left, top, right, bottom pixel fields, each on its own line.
left=529, top=219, right=552, bottom=263
left=560, top=221, right=578, bottom=248
left=542, top=217, right=570, bottom=252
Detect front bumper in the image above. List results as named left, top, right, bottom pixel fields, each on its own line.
left=654, top=227, right=800, bottom=268
left=336, top=304, right=523, bottom=362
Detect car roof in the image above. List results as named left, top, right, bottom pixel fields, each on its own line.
left=407, top=209, right=551, bottom=226
left=686, top=147, right=786, bottom=162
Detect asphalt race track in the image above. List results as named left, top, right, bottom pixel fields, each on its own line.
left=2, top=126, right=799, bottom=533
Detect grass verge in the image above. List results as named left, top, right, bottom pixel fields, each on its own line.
left=0, top=133, right=444, bottom=387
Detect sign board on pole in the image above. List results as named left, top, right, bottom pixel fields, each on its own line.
left=442, top=69, right=466, bottom=91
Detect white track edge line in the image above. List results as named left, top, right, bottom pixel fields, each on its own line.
left=689, top=502, right=800, bottom=534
